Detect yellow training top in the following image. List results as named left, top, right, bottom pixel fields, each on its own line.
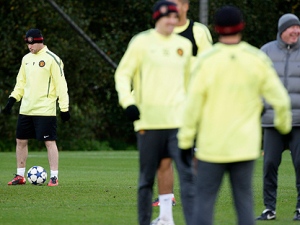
left=174, top=19, right=212, bottom=71
left=178, top=41, right=291, bottom=163
left=115, top=29, right=192, bottom=131
left=174, top=19, right=212, bottom=55
left=10, top=46, right=69, bottom=116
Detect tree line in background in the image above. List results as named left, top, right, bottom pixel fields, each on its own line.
left=0, top=0, right=299, bottom=151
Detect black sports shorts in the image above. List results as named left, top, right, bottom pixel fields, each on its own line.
left=16, top=114, right=57, bottom=141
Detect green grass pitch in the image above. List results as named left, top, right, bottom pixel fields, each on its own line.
left=0, top=150, right=296, bottom=224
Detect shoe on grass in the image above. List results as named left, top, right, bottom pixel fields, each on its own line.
left=7, top=174, right=26, bottom=185
left=152, top=198, right=160, bottom=207
left=152, top=197, right=176, bottom=207
left=256, top=209, right=276, bottom=220
left=47, top=176, right=58, bottom=186
left=293, top=209, right=300, bottom=221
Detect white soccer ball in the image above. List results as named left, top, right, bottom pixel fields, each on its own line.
left=27, top=166, right=47, bottom=185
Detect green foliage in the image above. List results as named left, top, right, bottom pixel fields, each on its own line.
left=0, top=151, right=296, bottom=224
left=0, top=0, right=300, bottom=150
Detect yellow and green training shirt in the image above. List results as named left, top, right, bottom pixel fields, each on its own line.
left=115, top=29, right=192, bottom=131
left=174, top=19, right=212, bottom=54
left=178, top=41, right=291, bottom=163
left=10, top=46, right=69, bottom=116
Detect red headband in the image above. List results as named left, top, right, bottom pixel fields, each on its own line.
left=25, top=37, right=44, bottom=44
left=152, top=5, right=178, bottom=21
left=214, top=22, right=245, bottom=35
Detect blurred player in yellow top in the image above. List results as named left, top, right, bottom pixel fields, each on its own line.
left=153, top=0, right=213, bottom=212
left=3, top=28, right=70, bottom=187
left=172, top=0, right=212, bottom=60
left=178, top=5, right=291, bottom=225
left=115, top=1, right=194, bottom=224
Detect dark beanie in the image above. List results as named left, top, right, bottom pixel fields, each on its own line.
left=214, top=5, right=245, bottom=35
left=25, top=29, right=44, bottom=44
left=278, top=13, right=300, bottom=34
left=152, top=0, right=178, bottom=22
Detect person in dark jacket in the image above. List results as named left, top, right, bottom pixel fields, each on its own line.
left=257, top=13, right=300, bottom=221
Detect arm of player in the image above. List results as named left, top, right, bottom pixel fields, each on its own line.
left=10, top=58, right=26, bottom=102
left=114, top=36, right=141, bottom=109
left=52, top=58, right=69, bottom=113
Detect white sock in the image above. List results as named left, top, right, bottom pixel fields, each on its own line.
left=50, top=170, right=58, bottom=179
left=17, top=168, right=26, bottom=177
left=159, top=193, right=174, bottom=222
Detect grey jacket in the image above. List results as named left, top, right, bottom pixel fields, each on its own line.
left=261, top=33, right=300, bottom=127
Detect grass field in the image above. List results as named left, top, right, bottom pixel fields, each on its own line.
left=0, top=150, right=297, bottom=225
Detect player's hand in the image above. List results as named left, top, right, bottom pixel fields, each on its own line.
left=125, top=105, right=140, bottom=122
left=180, top=148, right=193, bottom=167
left=2, top=97, right=16, bottom=115
left=60, top=111, right=70, bottom=122
left=284, top=131, right=292, bottom=140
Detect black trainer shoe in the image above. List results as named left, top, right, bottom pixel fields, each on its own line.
left=256, top=209, right=276, bottom=220
left=294, top=209, right=300, bottom=221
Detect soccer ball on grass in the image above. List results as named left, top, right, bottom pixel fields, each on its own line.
left=27, top=166, right=47, bottom=185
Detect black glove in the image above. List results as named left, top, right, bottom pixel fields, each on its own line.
left=60, top=111, right=70, bottom=122
left=2, top=97, right=16, bottom=115
left=284, top=131, right=292, bottom=140
left=180, top=148, right=193, bottom=167
left=125, top=105, right=140, bottom=122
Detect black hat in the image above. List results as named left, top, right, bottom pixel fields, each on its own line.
left=152, top=0, right=178, bottom=22
left=214, top=5, right=245, bottom=35
left=25, top=29, right=44, bottom=44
